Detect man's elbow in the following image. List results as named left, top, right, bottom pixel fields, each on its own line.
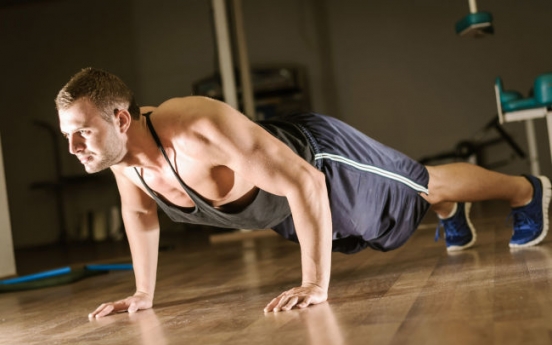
left=295, top=166, right=327, bottom=197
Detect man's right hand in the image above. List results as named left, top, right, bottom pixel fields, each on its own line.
left=88, top=291, right=153, bottom=319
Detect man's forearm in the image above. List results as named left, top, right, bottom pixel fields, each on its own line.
left=297, top=213, right=332, bottom=291
left=288, top=176, right=333, bottom=291
left=123, top=211, right=160, bottom=297
left=131, top=228, right=160, bottom=296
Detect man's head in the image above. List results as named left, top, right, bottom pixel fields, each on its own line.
left=57, top=68, right=136, bottom=173
left=55, top=67, right=140, bottom=121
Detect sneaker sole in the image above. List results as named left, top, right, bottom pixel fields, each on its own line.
left=509, top=175, right=551, bottom=248
left=447, top=202, right=477, bottom=252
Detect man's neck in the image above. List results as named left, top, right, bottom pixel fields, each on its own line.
left=115, top=118, right=165, bottom=170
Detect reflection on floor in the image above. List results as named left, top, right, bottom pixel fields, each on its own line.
left=2, top=201, right=552, bottom=345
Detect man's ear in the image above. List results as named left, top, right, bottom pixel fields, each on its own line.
left=115, top=109, right=132, bottom=133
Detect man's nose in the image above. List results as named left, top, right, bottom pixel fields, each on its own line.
left=68, top=134, right=84, bottom=155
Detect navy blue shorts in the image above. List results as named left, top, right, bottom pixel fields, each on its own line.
left=272, top=113, right=430, bottom=254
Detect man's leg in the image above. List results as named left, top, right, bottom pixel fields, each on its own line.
left=424, top=163, right=533, bottom=214
left=422, top=162, right=551, bottom=249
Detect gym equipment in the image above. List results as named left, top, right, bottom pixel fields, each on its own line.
left=419, top=117, right=526, bottom=169
left=495, top=73, right=552, bottom=175
left=455, top=0, right=493, bottom=37
left=0, top=263, right=132, bottom=293
left=194, top=65, right=310, bottom=120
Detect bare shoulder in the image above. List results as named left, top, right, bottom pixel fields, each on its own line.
left=144, top=96, right=259, bottom=164
left=109, top=165, right=157, bottom=210
left=110, top=164, right=140, bottom=186
left=158, top=96, right=244, bottom=121
left=153, top=96, right=251, bottom=140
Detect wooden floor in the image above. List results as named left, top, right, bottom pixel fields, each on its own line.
left=2, top=201, right=552, bottom=345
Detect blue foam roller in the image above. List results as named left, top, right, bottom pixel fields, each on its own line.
left=85, top=263, right=133, bottom=271
left=0, top=267, right=72, bottom=285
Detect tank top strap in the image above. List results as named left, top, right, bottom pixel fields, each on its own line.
left=139, top=112, right=202, bottom=203
left=143, top=112, right=171, bottom=165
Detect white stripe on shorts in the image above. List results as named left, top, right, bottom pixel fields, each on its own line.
left=314, top=152, right=429, bottom=195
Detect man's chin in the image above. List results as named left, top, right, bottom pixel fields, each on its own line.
left=83, top=164, right=109, bottom=174
left=80, top=155, right=121, bottom=174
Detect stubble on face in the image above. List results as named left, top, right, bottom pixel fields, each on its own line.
left=81, top=125, right=126, bottom=173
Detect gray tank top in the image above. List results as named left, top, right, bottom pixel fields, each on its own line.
left=135, top=112, right=315, bottom=230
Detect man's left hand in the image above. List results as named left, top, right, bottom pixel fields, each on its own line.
left=263, top=283, right=328, bottom=312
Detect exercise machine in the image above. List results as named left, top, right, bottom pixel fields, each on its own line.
left=418, top=116, right=526, bottom=169
left=495, top=73, right=552, bottom=175
left=455, top=0, right=493, bottom=37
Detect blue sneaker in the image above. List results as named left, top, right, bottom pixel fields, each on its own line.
left=435, top=202, right=477, bottom=251
left=509, top=175, right=551, bottom=248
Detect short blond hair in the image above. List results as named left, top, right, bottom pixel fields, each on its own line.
left=55, top=67, right=140, bottom=121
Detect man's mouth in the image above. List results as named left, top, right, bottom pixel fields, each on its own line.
left=78, top=155, right=92, bottom=164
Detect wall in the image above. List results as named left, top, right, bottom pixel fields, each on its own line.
left=323, top=0, right=552, bottom=170
left=0, top=0, right=139, bottom=246
left=242, top=0, right=552, bottom=172
left=1, top=0, right=551, bottom=248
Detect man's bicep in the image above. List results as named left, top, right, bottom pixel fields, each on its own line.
left=112, top=168, right=157, bottom=215
left=112, top=169, right=159, bottom=233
